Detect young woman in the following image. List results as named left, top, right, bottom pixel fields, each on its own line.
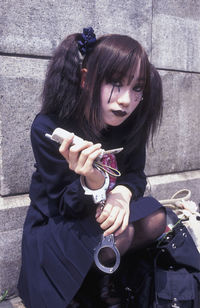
left=18, top=28, right=166, bottom=307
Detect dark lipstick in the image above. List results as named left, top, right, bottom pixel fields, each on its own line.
left=112, top=110, right=127, bottom=117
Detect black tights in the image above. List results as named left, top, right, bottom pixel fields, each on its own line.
left=99, top=208, right=166, bottom=264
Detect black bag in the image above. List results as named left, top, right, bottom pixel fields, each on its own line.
left=116, top=220, right=200, bottom=308
left=154, top=267, right=200, bottom=308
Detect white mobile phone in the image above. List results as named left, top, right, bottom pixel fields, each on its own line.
left=45, top=128, right=123, bottom=155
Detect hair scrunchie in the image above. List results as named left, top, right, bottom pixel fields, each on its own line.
left=78, top=27, right=96, bottom=56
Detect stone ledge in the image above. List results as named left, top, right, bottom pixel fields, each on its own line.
left=0, top=195, right=29, bottom=232
left=0, top=195, right=30, bottom=209
left=0, top=229, right=23, bottom=297
left=146, top=169, right=200, bottom=205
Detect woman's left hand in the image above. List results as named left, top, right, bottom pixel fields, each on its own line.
left=95, top=185, right=132, bottom=237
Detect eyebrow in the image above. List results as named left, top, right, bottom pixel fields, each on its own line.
left=126, top=76, right=145, bottom=86
left=135, top=77, right=145, bottom=83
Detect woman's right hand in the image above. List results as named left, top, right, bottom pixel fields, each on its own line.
left=95, top=185, right=132, bottom=236
left=59, top=135, right=105, bottom=190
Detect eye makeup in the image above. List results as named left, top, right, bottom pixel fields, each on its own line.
left=107, top=83, right=120, bottom=104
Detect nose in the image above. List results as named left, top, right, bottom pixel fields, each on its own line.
left=117, top=89, right=131, bottom=106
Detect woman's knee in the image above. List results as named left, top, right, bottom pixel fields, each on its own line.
left=134, top=207, right=166, bottom=242
left=146, top=207, right=166, bottom=239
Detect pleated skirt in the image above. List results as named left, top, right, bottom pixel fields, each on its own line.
left=18, top=196, right=163, bottom=308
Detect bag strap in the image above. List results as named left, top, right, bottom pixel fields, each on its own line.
left=159, top=189, right=191, bottom=205
left=160, top=189, right=200, bottom=218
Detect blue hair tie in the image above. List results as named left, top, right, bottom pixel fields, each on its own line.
left=78, top=27, right=96, bottom=56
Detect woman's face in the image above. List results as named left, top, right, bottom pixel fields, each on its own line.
left=100, top=65, right=144, bottom=127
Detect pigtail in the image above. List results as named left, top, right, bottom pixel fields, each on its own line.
left=122, top=64, right=163, bottom=157
left=139, top=64, right=163, bottom=147
left=41, top=33, right=82, bottom=120
left=147, top=65, right=163, bottom=138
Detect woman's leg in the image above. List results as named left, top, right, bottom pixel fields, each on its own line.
left=99, top=207, right=166, bottom=263
left=116, top=207, right=166, bottom=255
left=130, top=207, right=166, bottom=250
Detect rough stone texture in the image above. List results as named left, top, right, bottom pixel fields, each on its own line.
left=95, top=0, right=152, bottom=54
left=0, top=56, right=48, bottom=195
left=153, top=0, right=200, bottom=20
left=0, top=195, right=29, bottom=296
left=0, top=0, right=95, bottom=56
left=145, top=70, right=200, bottom=176
left=0, top=0, right=152, bottom=57
left=0, top=229, right=22, bottom=297
left=152, top=1, right=200, bottom=72
left=0, top=195, right=29, bottom=232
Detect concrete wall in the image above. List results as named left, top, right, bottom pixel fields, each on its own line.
left=0, top=0, right=200, bottom=296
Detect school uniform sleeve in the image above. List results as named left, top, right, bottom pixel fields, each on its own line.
left=30, top=114, right=94, bottom=218
left=116, top=144, right=147, bottom=200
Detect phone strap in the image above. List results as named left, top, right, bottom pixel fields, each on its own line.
left=94, top=161, right=121, bottom=177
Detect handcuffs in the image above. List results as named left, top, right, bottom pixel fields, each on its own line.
left=80, top=167, right=121, bottom=274
left=94, top=233, right=120, bottom=274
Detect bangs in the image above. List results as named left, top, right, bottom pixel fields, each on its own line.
left=97, top=35, right=148, bottom=87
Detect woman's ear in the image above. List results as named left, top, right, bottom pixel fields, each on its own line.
left=81, top=68, right=88, bottom=88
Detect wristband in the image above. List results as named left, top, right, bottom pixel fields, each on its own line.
left=80, top=171, right=110, bottom=204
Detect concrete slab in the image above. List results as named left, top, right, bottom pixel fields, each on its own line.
left=0, top=229, right=23, bottom=297
left=0, top=56, right=48, bottom=195
left=153, top=0, right=200, bottom=21
left=0, top=0, right=152, bottom=57
left=0, top=0, right=95, bottom=56
left=152, top=2, right=200, bottom=71
left=145, top=70, right=200, bottom=176
left=0, top=195, right=29, bottom=296
left=95, top=0, right=152, bottom=55
left=0, top=195, right=29, bottom=232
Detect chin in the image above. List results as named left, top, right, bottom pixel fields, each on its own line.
left=107, top=120, right=126, bottom=127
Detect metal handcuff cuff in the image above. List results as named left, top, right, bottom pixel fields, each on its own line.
left=80, top=161, right=121, bottom=274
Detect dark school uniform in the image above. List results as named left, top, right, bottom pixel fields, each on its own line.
left=18, top=113, right=163, bottom=308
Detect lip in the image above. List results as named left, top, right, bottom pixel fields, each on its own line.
left=111, top=110, right=127, bottom=117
